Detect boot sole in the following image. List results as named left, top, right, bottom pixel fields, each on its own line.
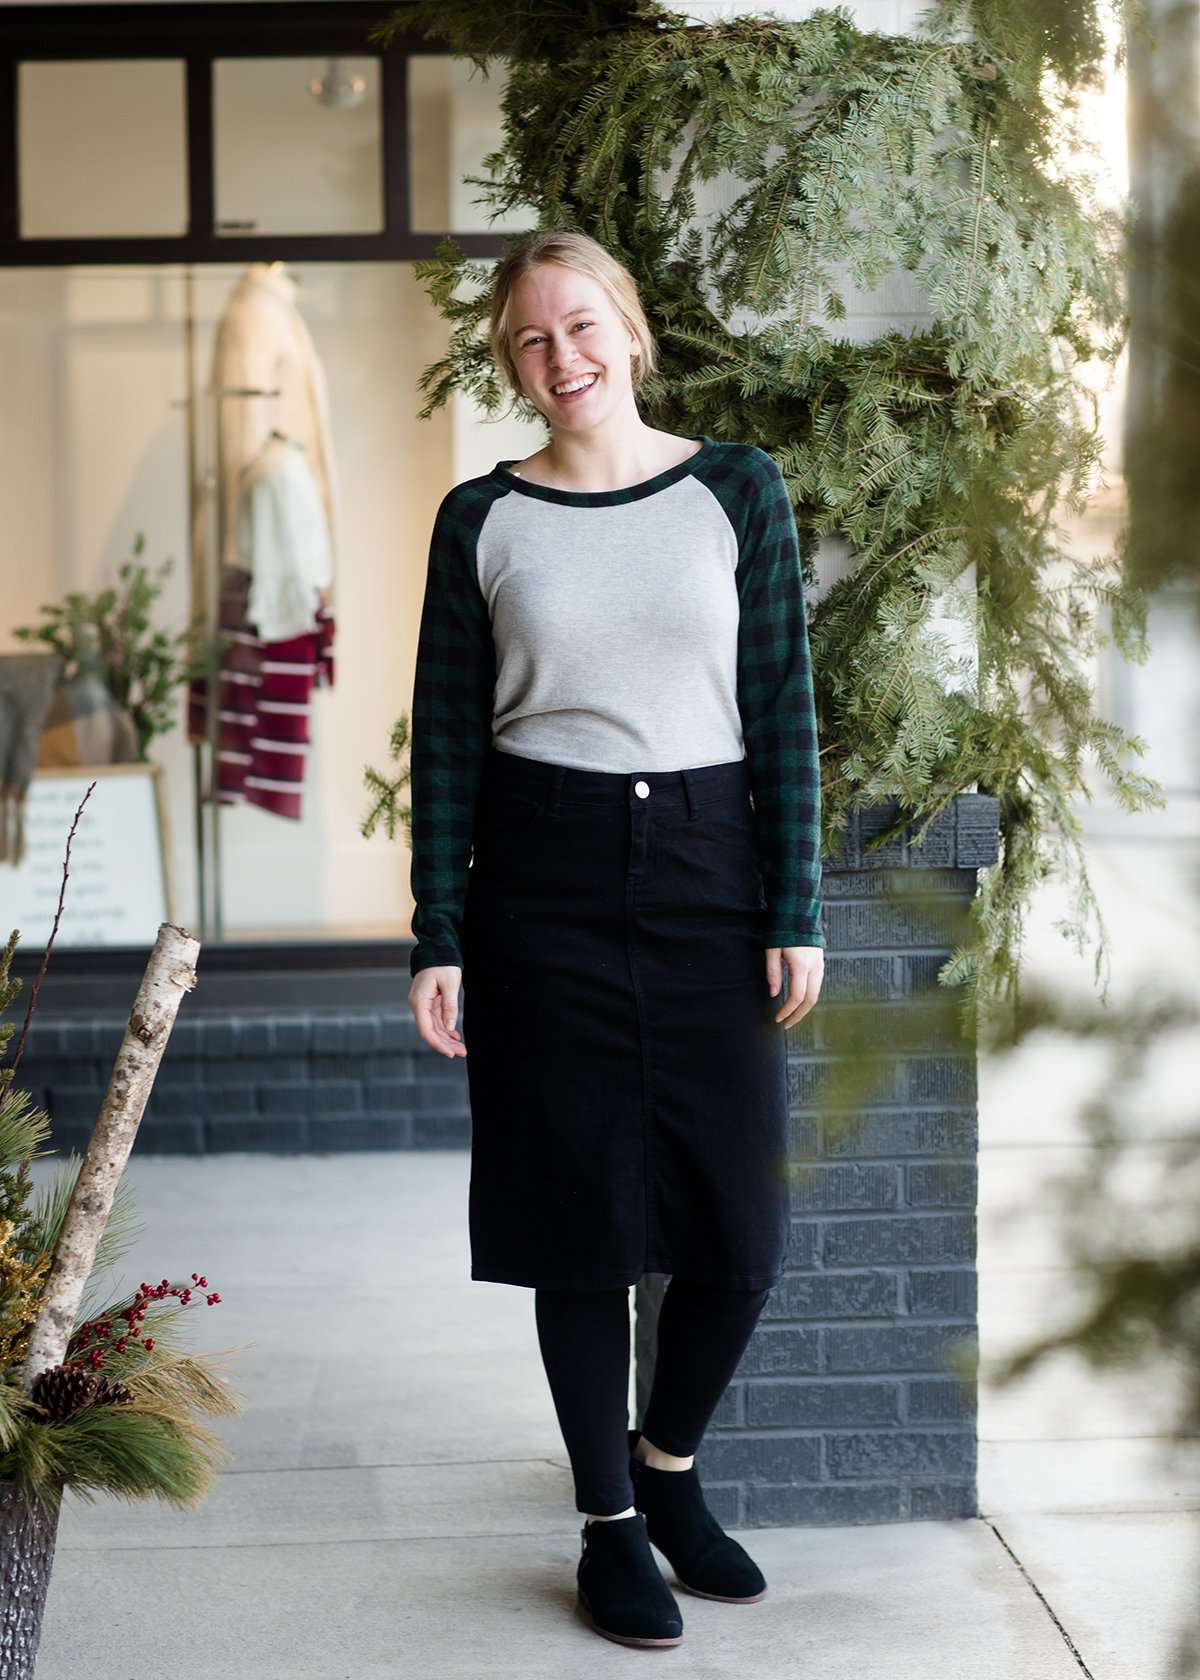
left=672, top=1575, right=768, bottom=1604
left=576, top=1587, right=683, bottom=1647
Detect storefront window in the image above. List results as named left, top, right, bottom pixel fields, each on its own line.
left=0, top=10, right=532, bottom=952
left=0, top=259, right=458, bottom=947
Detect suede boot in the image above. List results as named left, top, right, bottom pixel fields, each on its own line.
left=576, top=1510, right=685, bottom=1648
left=628, top=1429, right=767, bottom=1603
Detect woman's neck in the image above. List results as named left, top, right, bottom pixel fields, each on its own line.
left=513, top=430, right=699, bottom=492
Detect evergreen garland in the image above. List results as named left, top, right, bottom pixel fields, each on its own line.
left=374, top=0, right=1162, bottom=1023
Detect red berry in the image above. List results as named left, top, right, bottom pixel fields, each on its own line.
left=144, top=1338, right=155, bottom=1351
left=198, top=1277, right=207, bottom=1288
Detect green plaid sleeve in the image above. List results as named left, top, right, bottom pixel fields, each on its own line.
left=409, top=486, right=498, bottom=978
left=735, top=449, right=825, bottom=949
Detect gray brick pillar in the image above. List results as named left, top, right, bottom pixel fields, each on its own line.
left=635, top=791, right=999, bottom=1529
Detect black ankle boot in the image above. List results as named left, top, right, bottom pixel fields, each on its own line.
left=628, top=1429, right=767, bottom=1603
left=576, top=1511, right=684, bottom=1647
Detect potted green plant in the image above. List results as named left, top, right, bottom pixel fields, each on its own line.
left=12, top=533, right=220, bottom=765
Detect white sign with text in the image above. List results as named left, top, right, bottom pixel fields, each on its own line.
left=1, top=766, right=171, bottom=948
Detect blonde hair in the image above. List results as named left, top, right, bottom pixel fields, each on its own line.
left=488, top=229, right=658, bottom=407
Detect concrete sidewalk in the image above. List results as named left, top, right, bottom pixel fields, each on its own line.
left=28, top=1152, right=1199, bottom=1679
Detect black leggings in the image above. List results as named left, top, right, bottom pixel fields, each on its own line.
left=534, top=1277, right=771, bottom=1516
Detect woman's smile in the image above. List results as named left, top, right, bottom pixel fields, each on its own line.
left=550, top=371, right=600, bottom=403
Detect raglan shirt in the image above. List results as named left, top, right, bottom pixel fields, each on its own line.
left=407, top=435, right=823, bottom=978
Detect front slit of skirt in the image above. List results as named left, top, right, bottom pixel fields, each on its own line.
left=624, top=793, right=655, bottom=1276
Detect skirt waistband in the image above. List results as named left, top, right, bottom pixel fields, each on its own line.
left=481, top=744, right=750, bottom=817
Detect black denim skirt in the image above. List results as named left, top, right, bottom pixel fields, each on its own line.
left=460, top=744, right=790, bottom=1291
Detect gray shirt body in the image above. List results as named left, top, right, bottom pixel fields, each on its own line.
left=476, top=473, right=744, bottom=773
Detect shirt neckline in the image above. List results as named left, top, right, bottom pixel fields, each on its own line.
left=492, top=435, right=716, bottom=507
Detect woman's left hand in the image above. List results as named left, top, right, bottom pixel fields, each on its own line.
left=766, top=946, right=824, bottom=1028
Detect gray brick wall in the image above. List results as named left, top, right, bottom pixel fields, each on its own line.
left=634, top=792, right=998, bottom=1529
left=20, top=1010, right=472, bottom=1156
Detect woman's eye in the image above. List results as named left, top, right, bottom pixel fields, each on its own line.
left=521, top=321, right=593, bottom=349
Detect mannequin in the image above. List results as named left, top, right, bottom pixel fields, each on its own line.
left=190, top=259, right=340, bottom=631
left=186, top=262, right=339, bottom=820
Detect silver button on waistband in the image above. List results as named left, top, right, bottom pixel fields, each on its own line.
left=634, top=780, right=650, bottom=799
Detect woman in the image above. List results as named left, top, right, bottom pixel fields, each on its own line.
left=407, top=229, right=824, bottom=1649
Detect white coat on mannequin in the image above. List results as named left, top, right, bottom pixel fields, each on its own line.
left=237, top=433, right=334, bottom=643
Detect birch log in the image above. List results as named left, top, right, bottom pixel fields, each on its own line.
left=20, top=921, right=200, bottom=1395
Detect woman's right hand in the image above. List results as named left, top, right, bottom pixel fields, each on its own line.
left=409, top=965, right=467, bottom=1058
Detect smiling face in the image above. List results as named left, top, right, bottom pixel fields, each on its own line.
left=507, top=262, right=640, bottom=431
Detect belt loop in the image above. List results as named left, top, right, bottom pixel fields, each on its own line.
left=681, top=767, right=698, bottom=821
left=548, top=763, right=567, bottom=816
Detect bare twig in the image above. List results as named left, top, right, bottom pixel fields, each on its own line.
left=8, top=781, right=97, bottom=1082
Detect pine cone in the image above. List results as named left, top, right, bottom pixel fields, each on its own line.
left=31, top=1361, right=99, bottom=1420
left=92, top=1375, right=134, bottom=1407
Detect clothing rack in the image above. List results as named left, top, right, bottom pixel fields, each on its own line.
left=184, top=263, right=282, bottom=940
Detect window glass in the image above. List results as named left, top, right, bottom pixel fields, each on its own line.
left=19, top=60, right=188, bottom=239
left=407, top=54, right=530, bottom=234
left=214, top=57, right=384, bottom=237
